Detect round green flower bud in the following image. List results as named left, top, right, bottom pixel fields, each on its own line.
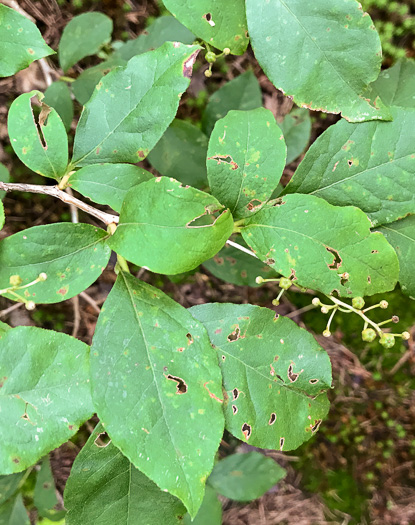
left=25, top=301, right=36, bottom=311
left=352, top=296, right=365, bottom=310
left=205, top=51, right=216, bottom=63
left=272, top=298, right=280, bottom=306
left=361, top=328, right=377, bottom=342
left=9, top=275, right=22, bottom=287
left=223, top=47, right=231, bottom=55
left=255, top=276, right=264, bottom=284
left=380, top=333, right=395, bottom=348
left=204, top=69, right=212, bottom=78
left=38, top=272, right=48, bottom=282
left=312, top=297, right=321, bottom=306
left=321, top=306, right=329, bottom=314
left=279, top=277, right=292, bottom=290
left=402, top=331, right=410, bottom=341
left=380, top=300, right=389, bottom=309
left=322, top=329, right=331, bottom=338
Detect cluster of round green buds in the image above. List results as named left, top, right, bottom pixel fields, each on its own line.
left=279, top=277, right=292, bottom=290
left=9, top=275, right=22, bottom=287
left=361, top=328, right=377, bottom=342
left=205, top=51, right=217, bottom=63
left=380, top=333, right=395, bottom=348
left=352, top=296, right=365, bottom=310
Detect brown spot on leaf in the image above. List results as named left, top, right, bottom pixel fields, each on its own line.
left=186, top=333, right=193, bottom=345
left=0, top=376, right=7, bottom=388
left=242, top=423, right=252, bottom=440
left=326, top=247, right=342, bottom=270
left=208, top=155, right=239, bottom=170
left=232, top=388, right=239, bottom=400
left=288, top=363, right=303, bottom=383
left=12, top=457, right=20, bottom=464
left=166, top=374, right=188, bottom=394
left=228, top=326, right=240, bottom=342
left=232, top=404, right=238, bottom=414
left=269, top=413, right=276, bottom=425
left=309, top=378, right=319, bottom=385
left=57, top=287, right=68, bottom=296
left=279, top=437, right=285, bottom=451
left=266, top=258, right=275, bottom=266
left=203, top=381, right=223, bottom=403
left=183, top=50, right=200, bottom=78
left=311, top=419, right=322, bottom=433
left=247, top=199, right=262, bottom=211
left=137, top=150, right=146, bottom=158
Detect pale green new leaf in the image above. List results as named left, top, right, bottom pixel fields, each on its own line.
left=246, top=0, right=390, bottom=122
left=72, top=42, right=200, bottom=166
left=90, top=273, right=225, bottom=516
left=191, top=303, right=332, bottom=450
left=208, top=452, right=286, bottom=501
left=202, top=71, right=262, bottom=136
left=0, top=326, right=93, bottom=474
left=0, top=494, right=29, bottom=525
left=109, top=177, right=234, bottom=274
left=163, top=0, right=248, bottom=55
left=0, top=4, right=54, bottom=78
left=183, top=486, right=221, bottom=525
left=378, top=216, right=415, bottom=300
left=43, top=81, right=74, bottom=131
left=284, top=107, right=415, bottom=226
left=69, top=164, right=153, bottom=212
left=148, top=120, right=209, bottom=188
left=242, top=194, right=399, bottom=297
left=58, top=12, right=113, bottom=72
left=280, top=107, right=311, bottom=164
left=207, top=108, right=286, bottom=219
left=0, top=223, right=111, bottom=304
left=0, top=163, right=10, bottom=201
left=64, top=423, right=186, bottom=525
left=8, top=91, right=68, bottom=180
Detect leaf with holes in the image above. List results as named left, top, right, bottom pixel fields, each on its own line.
left=0, top=4, right=54, bottom=78
left=0, top=493, right=29, bottom=525
left=280, top=107, right=311, bottom=165
left=7, top=91, right=68, bottom=180
left=72, top=42, right=200, bottom=167
left=69, top=164, right=153, bottom=212
left=246, top=0, right=391, bottom=122
left=90, top=272, right=224, bottom=516
left=241, top=194, right=399, bottom=297
left=0, top=326, right=93, bottom=474
left=202, top=71, right=262, bottom=136
left=64, top=422, right=186, bottom=525
left=58, top=12, right=113, bottom=72
left=108, top=177, right=234, bottom=274
left=378, top=216, right=415, bottom=300
left=43, top=81, right=74, bottom=131
left=163, top=0, right=248, bottom=55
left=0, top=223, right=111, bottom=304
left=208, top=452, right=286, bottom=501
left=190, top=303, right=331, bottom=450
left=0, top=163, right=10, bottom=201
left=148, top=120, right=209, bottom=189
left=284, top=107, right=415, bottom=227
left=207, top=109, right=286, bottom=220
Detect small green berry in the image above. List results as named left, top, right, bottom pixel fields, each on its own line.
left=255, top=276, right=264, bottom=284
left=9, top=275, right=22, bottom=287
left=321, top=306, right=329, bottom=314
left=279, top=277, right=292, bottom=290
left=205, top=51, right=216, bottom=63
left=402, top=331, right=410, bottom=341
left=223, top=47, right=231, bottom=55
left=380, top=333, right=395, bottom=348
left=380, top=300, right=389, bottom=309
left=362, top=328, right=377, bottom=342
left=312, top=297, right=321, bottom=306
left=352, top=296, right=365, bottom=310
left=322, top=329, right=331, bottom=338
left=38, top=272, right=48, bottom=282
left=272, top=298, right=280, bottom=306
left=204, top=69, right=212, bottom=78
left=25, top=301, right=36, bottom=311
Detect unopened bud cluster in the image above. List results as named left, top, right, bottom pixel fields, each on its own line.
left=0, top=272, right=48, bottom=311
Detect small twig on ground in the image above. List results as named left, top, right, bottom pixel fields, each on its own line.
left=0, top=302, right=23, bottom=318
left=79, top=292, right=101, bottom=314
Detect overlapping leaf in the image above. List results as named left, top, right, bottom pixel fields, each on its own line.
left=90, top=273, right=225, bottom=516
left=34, top=457, right=65, bottom=521
left=284, top=107, right=415, bottom=226
left=0, top=493, right=29, bottom=525
left=191, top=303, right=331, bottom=450
left=241, top=194, right=399, bottom=297
left=0, top=163, right=10, bottom=201
left=0, top=473, right=25, bottom=506
left=183, top=486, right=221, bottom=525
left=280, top=107, right=311, bottom=165
left=246, top=0, right=390, bottom=122
left=43, top=81, right=74, bottom=131
left=0, top=326, right=93, bottom=474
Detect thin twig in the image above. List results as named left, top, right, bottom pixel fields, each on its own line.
left=286, top=303, right=318, bottom=319
left=0, top=302, right=23, bottom=318
left=0, top=182, right=119, bottom=226
left=226, top=239, right=258, bottom=258
left=79, top=292, right=101, bottom=313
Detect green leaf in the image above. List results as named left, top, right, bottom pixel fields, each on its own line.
left=280, top=107, right=311, bottom=165
left=378, top=216, right=415, bottom=300
left=0, top=202, right=4, bottom=231
left=203, top=240, right=278, bottom=287
left=0, top=322, right=10, bottom=336
left=69, top=164, right=153, bottom=212
left=109, top=177, right=234, bottom=274
left=58, top=12, right=113, bottom=72
left=71, top=57, right=127, bottom=106
left=202, top=71, right=262, bottom=136
left=0, top=163, right=10, bottom=201
left=241, top=194, right=399, bottom=297
left=0, top=473, right=25, bottom=506
left=284, top=107, right=415, bottom=227
left=0, top=223, right=111, bottom=304
left=0, top=4, right=54, bottom=78
left=246, top=0, right=391, bottom=122
left=114, top=15, right=195, bottom=61
left=183, top=486, right=221, bottom=525
left=72, top=42, right=200, bottom=166
left=90, top=273, right=225, bottom=516
left=7, top=91, right=68, bottom=180
left=0, top=494, right=29, bottom=525
left=148, top=120, right=209, bottom=188
left=208, top=452, right=286, bottom=501
left=0, top=326, right=93, bottom=474
left=207, top=108, right=286, bottom=220
left=43, top=81, right=74, bottom=131
left=64, top=422, right=186, bottom=525
left=163, top=0, right=248, bottom=55
left=190, top=303, right=331, bottom=450
left=364, top=58, right=415, bottom=110
left=34, top=457, right=65, bottom=520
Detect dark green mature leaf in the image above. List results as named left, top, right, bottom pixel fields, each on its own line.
left=191, top=303, right=331, bottom=450
left=203, top=241, right=278, bottom=287
left=0, top=494, right=29, bottom=525
left=0, top=473, right=25, bottom=506
left=0, top=326, right=93, bottom=474
left=163, top=0, right=248, bottom=55
left=0, top=223, right=111, bottom=304
left=280, top=107, right=311, bottom=165
left=8, top=91, right=68, bottom=180
left=284, top=107, right=415, bottom=227
left=72, top=42, right=200, bottom=166
left=69, top=164, right=153, bottom=212
left=34, top=457, right=64, bottom=521
left=43, top=81, right=74, bottom=131
left=202, top=71, right=262, bottom=136
left=65, top=423, right=186, bottom=525
left=148, top=120, right=209, bottom=188
left=109, top=177, right=234, bottom=274
left=58, top=12, right=113, bottom=72
left=378, top=216, right=415, bottom=300
left=0, top=164, right=9, bottom=201
left=114, top=15, right=195, bottom=61
left=90, top=273, right=224, bottom=516
left=208, top=452, right=286, bottom=501
left=183, top=486, right=221, bottom=525
left=0, top=4, right=54, bottom=78
left=246, top=0, right=390, bottom=122
left=207, top=108, right=286, bottom=219
left=241, top=194, right=399, bottom=297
